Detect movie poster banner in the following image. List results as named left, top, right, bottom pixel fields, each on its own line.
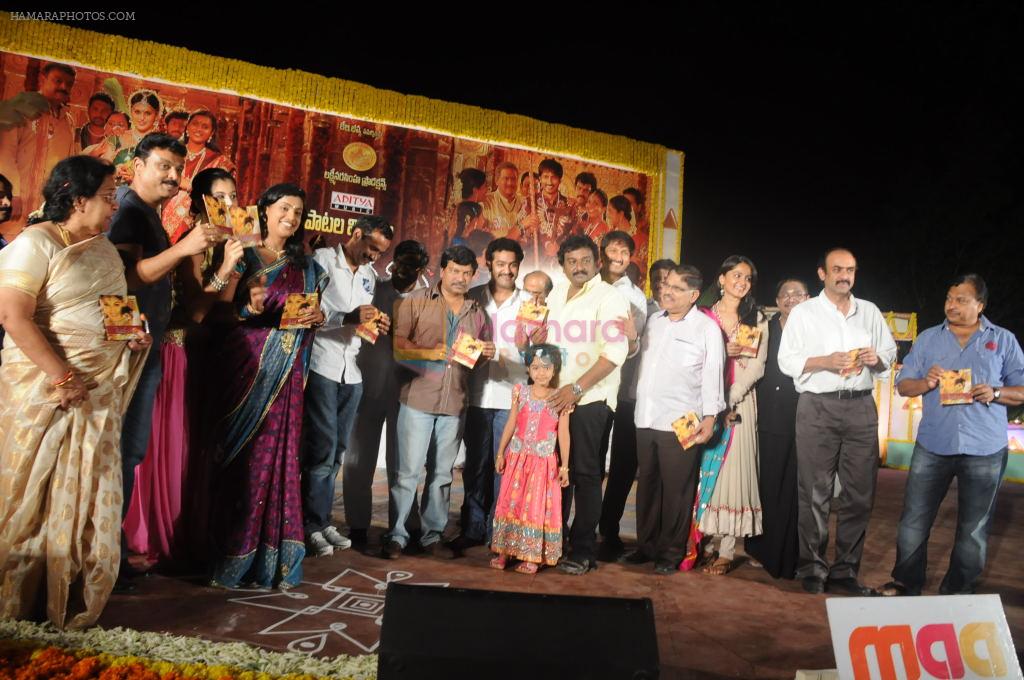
left=0, top=39, right=675, bottom=286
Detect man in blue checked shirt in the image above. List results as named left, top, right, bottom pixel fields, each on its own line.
left=879, top=273, right=1024, bottom=597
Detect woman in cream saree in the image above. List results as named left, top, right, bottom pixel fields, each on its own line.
left=0, top=157, right=148, bottom=629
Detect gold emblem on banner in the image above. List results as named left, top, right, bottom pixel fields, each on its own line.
left=343, top=142, right=377, bottom=172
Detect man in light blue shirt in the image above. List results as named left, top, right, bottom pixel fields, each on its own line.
left=880, top=273, right=1024, bottom=596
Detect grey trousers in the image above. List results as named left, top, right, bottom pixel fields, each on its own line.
left=794, top=392, right=879, bottom=580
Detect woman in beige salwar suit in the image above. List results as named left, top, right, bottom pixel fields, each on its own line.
left=0, top=156, right=150, bottom=629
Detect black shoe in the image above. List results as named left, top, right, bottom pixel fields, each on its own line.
left=826, top=577, right=877, bottom=596
left=348, top=528, right=368, bottom=547
left=423, top=541, right=456, bottom=559
left=801, top=576, right=825, bottom=594
left=597, top=537, right=625, bottom=562
left=558, top=558, right=597, bottom=576
left=381, top=540, right=402, bottom=560
left=620, top=550, right=653, bottom=565
left=654, top=562, right=679, bottom=575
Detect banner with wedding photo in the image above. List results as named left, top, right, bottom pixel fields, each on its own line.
left=0, top=17, right=683, bottom=287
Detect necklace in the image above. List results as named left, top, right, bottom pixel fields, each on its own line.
left=55, top=222, right=72, bottom=246
left=713, top=300, right=739, bottom=337
left=263, top=243, right=286, bottom=260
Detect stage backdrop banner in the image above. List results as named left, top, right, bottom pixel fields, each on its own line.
left=826, top=595, right=1020, bottom=680
left=0, top=15, right=683, bottom=287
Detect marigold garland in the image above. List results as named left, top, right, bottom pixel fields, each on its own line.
left=0, top=621, right=376, bottom=680
left=0, top=11, right=684, bottom=273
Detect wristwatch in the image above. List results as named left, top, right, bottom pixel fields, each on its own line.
left=571, top=382, right=584, bottom=400
left=993, top=388, right=1002, bottom=401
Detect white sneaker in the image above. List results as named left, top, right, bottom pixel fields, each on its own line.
left=322, top=526, right=352, bottom=550
left=307, top=531, right=334, bottom=557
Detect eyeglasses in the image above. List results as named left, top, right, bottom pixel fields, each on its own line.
left=778, top=290, right=809, bottom=300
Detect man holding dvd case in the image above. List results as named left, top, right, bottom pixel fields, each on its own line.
left=878, top=273, right=1024, bottom=597
left=301, top=216, right=393, bottom=557
left=625, top=264, right=725, bottom=574
left=777, top=247, right=896, bottom=596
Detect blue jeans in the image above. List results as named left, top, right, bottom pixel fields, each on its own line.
left=390, top=404, right=464, bottom=548
left=121, top=347, right=163, bottom=517
left=301, top=372, right=363, bottom=534
left=891, top=443, right=1008, bottom=595
left=459, top=406, right=509, bottom=542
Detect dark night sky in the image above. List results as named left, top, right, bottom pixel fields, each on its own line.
left=45, top=4, right=1024, bottom=336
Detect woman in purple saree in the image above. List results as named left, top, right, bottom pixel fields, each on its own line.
left=209, top=184, right=326, bottom=589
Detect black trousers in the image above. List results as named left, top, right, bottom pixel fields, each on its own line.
left=794, top=393, right=879, bottom=580
left=599, top=399, right=638, bottom=541
left=635, top=428, right=701, bottom=566
left=566, top=401, right=614, bottom=562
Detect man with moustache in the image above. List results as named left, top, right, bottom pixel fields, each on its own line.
left=542, top=235, right=632, bottom=575
left=163, top=111, right=189, bottom=139
left=879, top=274, right=1023, bottom=597
left=517, top=159, right=573, bottom=265
left=302, top=216, right=394, bottom=556
left=778, top=247, right=897, bottom=595
left=0, top=62, right=79, bottom=229
left=597, top=231, right=648, bottom=560
left=573, top=172, right=597, bottom=224
left=108, top=133, right=217, bottom=589
left=78, top=93, right=115, bottom=149
left=459, top=238, right=529, bottom=547
left=481, top=162, right=522, bottom=238
left=384, top=245, right=495, bottom=560
left=627, top=265, right=725, bottom=574
left=344, top=240, right=430, bottom=547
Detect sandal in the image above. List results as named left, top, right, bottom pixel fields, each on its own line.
left=701, top=556, right=737, bottom=576
left=514, top=561, right=538, bottom=575
left=489, top=555, right=508, bottom=570
left=877, top=581, right=908, bottom=597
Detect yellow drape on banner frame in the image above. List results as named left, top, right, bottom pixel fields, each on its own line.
left=0, top=13, right=685, bottom=285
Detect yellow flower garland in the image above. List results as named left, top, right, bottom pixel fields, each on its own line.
left=0, top=11, right=685, bottom=272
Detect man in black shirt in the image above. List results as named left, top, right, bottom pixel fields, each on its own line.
left=107, top=133, right=217, bottom=586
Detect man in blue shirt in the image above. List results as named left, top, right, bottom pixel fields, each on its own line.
left=880, top=274, right=1023, bottom=596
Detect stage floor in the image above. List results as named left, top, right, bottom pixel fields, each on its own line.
left=99, top=468, right=1024, bottom=679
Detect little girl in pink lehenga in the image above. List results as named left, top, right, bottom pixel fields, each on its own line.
left=489, top=343, right=571, bottom=574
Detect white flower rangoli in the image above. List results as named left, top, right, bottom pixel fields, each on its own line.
left=226, top=568, right=449, bottom=655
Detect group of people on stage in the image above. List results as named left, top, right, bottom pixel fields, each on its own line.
left=1, top=135, right=1022, bottom=632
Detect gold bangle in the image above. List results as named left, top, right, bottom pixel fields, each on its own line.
left=52, top=370, right=74, bottom=388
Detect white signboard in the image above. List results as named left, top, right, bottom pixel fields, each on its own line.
left=826, top=595, right=1021, bottom=680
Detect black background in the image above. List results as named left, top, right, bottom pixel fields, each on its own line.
left=20, top=4, right=1023, bottom=337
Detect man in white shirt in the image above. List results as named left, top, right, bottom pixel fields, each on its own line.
left=540, top=235, right=633, bottom=575
left=302, top=216, right=393, bottom=556
left=597, top=231, right=649, bottom=560
left=459, top=238, right=528, bottom=546
left=625, top=265, right=725, bottom=574
left=777, top=247, right=897, bottom=595
left=344, top=240, right=429, bottom=547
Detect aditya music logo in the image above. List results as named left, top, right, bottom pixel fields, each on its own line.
left=330, top=192, right=375, bottom=215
